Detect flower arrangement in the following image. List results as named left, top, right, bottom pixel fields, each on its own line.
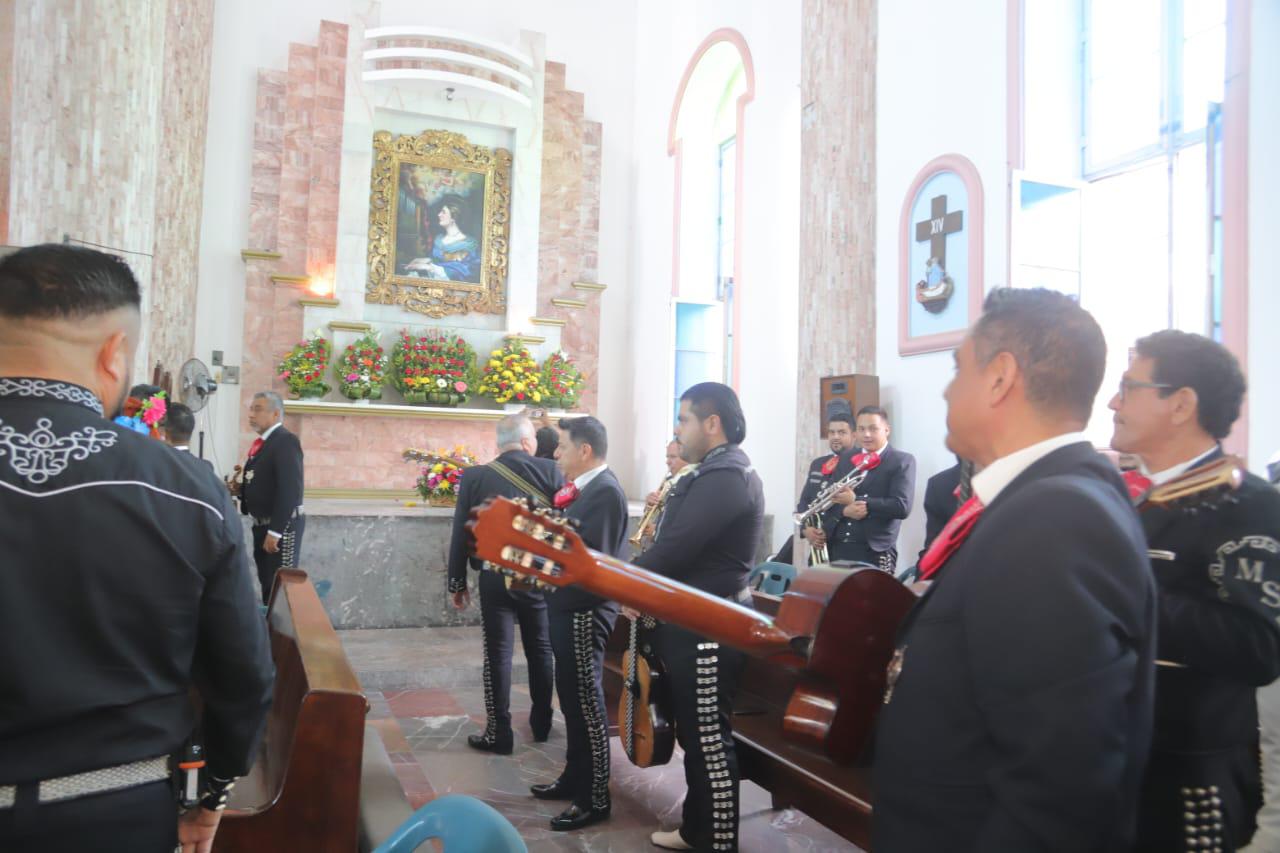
left=335, top=332, right=387, bottom=400
left=278, top=333, right=332, bottom=398
left=476, top=340, right=543, bottom=404
left=405, top=445, right=477, bottom=504
left=540, top=350, right=585, bottom=409
left=391, top=330, right=474, bottom=406
left=114, top=391, right=167, bottom=438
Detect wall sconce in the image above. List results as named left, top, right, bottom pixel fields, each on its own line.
left=308, top=276, right=334, bottom=297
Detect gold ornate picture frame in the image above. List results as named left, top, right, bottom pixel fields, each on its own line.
left=366, top=129, right=512, bottom=318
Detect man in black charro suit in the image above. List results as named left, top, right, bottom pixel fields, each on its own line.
left=447, top=413, right=560, bottom=754
left=1111, top=330, right=1280, bottom=852
left=529, top=416, right=629, bottom=831
left=230, top=390, right=305, bottom=603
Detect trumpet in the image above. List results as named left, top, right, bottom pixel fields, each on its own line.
left=630, top=464, right=698, bottom=551
left=793, top=455, right=878, bottom=565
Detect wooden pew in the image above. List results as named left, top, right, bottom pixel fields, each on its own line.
left=603, top=591, right=875, bottom=849
left=213, top=569, right=368, bottom=853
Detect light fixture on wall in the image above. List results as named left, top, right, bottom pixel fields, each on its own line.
left=444, top=86, right=456, bottom=102
left=308, top=275, right=334, bottom=297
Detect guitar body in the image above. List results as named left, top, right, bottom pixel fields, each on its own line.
left=776, top=566, right=919, bottom=764
left=619, top=640, right=675, bottom=767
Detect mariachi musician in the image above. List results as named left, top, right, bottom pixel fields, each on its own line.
left=773, top=410, right=857, bottom=565
left=631, top=382, right=764, bottom=853
left=1110, top=330, right=1280, bottom=853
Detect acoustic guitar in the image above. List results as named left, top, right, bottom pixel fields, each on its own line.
left=619, top=615, right=675, bottom=767
left=467, top=497, right=918, bottom=764
left=1136, top=454, right=1244, bottom=511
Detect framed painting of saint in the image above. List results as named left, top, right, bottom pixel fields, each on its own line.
left=366, top=129, right=512, bottom=318
left=898, top=154, right=985, bottom=355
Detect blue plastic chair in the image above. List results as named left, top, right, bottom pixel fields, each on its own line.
left=748, top=561, right=797, bottom=595
left=372, top=794, right=527, bottom=853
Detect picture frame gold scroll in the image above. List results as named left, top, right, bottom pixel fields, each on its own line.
left=366, top=129, right=512, bottom=318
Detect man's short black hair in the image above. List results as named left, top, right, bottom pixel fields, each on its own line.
left=129, top=383, right=163, bottom=400
left=972, top=287, right=1106, bottom=423
left=681, top=382, right=747, bottom=444
left=827, top=412, right=855, bottom=428
left=559, top=416, right=608, bottom=460
left=164, top=403, right=196, bottom=444
left=855, top=405, right=889, bottom=424
left=534, top=425, right=559, bottom=459
left=1135, top=329, right=1246, bottom=440
left=0, top=243, right=141, bottom=319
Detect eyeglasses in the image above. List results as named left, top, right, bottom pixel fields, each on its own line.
left=1117, top=378, right=1175, bottom=401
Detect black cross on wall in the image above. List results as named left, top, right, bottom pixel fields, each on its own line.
left=914, top=195, right=963, bottom=271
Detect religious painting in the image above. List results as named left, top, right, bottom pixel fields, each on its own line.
left=367, top=129, right=512, bottom=318
left=898, top=154, right=985, bottom=356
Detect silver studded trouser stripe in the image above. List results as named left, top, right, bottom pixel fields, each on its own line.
left=572, top=610, right=611, bottom=811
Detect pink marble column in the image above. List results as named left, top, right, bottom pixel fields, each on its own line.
left=796, top=0, right=878, bottom=488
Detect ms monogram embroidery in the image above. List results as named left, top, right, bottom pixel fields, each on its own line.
left=0, top=417, right=117, bottom=484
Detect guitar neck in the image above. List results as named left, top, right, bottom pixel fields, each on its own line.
left=581, top=552, right=805, bottom=666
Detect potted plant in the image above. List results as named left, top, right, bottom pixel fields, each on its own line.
left=476, top=340, right=543, bottom=406
left=278, top=334, right=332, bottom=399
left=407, top=446, right=477, bottom=506
left=335, top=332, right=387, bottom=401
left=392, top=330, right=474, bottom=406
left=540, top=350, right=585, bottom=409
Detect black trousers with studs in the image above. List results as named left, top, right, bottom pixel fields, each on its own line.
left=549, top=602, right=619, bottom=811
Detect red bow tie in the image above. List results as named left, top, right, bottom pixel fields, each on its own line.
left=853, top=450, right=882, bottom=470
left=1122, top=470, right=1153, bottom=502
left=919, top=495, right=985, bottom=580
left=553, top=482, right=580, bottom=509
left=821, top=455, right=839, bottom=476
left=248, top=437, right=265, bottom=459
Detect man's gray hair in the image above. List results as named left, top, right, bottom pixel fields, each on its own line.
left=254, top=390, right=284, bottom=415
left=496, top=413, right=535, bottom=450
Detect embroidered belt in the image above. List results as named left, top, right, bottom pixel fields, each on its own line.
left=251, top=506, right=304, bottom=527
left=0, top=755, right=170, bottom=808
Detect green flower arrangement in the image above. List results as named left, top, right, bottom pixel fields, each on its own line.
left=392, top=329, right=474, bottom=406
left=278, top=333, right=332, bottom=398
left=476, top=341, right=542, bottom=404
left=335, top=332, right=387, bottom=400
left=540, top=350, right=585, bottom=409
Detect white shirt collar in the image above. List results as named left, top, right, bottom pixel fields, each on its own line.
left=1144, top=445, right=1219, bottom=486
left=971, top=432, right=1090, bottom=506
left=259, top=422, right=283, bottom=441
left=574, top=463, right=608, bottom=491
left=172, top=445, right=190, bottom=452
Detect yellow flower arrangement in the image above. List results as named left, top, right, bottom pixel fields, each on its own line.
left=477, top=341, right=543, bottom=404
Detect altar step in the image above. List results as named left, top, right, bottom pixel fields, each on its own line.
left=339, top=626, right=531, bottom=692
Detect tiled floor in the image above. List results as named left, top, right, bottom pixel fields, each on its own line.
left=343, top=627, right=862, bottom=852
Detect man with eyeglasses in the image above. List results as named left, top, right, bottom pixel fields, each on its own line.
left=1110, top=329, right=1280, bottom=853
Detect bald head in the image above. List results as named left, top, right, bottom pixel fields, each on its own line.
left=0, top=244, right=142, bottom=417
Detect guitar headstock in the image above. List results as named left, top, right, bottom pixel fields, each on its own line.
left=467, top=497, right=592, bottom=588
left=1144, top=455, right=1245, bottom=512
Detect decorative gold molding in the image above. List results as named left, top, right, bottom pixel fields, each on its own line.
left=305, top=487, right=419, bottom=500
left=365, top=128, right=512, bottom=319
left=504, top=333, right=546, bottom=345
left=529, top=316, right=566, bottom=327
left=271, top=274, right=311, bottom=284
left=572, top=281, right=607, bottom=292
left=241, top=249, right=282, bottom=261
left=328, top=320, right=372, bottom=332
left=284, top=399, right=506, bottom=421
left=551, top=297, right=587, bottom=309
left=298, top=297, right=340, bottom=308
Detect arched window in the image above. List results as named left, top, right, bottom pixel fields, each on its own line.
left=668, top=31, right=754, bottom=419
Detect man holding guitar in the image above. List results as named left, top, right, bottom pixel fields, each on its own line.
left=1110, top=330, right=1280, bottom=853
left=532, top=417, right=628, bottom=831
left=631, top=382, right=764, bottom=852
left=873, top=288, right=1156, bottom=851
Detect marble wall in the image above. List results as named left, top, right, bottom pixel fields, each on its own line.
left=2, top=0, right=213, bottom=378
left=796, top=0, right=879, bottom=491
left=537, top=62, right=604, bottom=413
left=235, top=17, right=608, bottom=493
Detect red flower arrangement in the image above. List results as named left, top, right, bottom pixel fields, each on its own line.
left=391, top=330, right=475, bottom=406
left=278, top=333, right=332, bottom=398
